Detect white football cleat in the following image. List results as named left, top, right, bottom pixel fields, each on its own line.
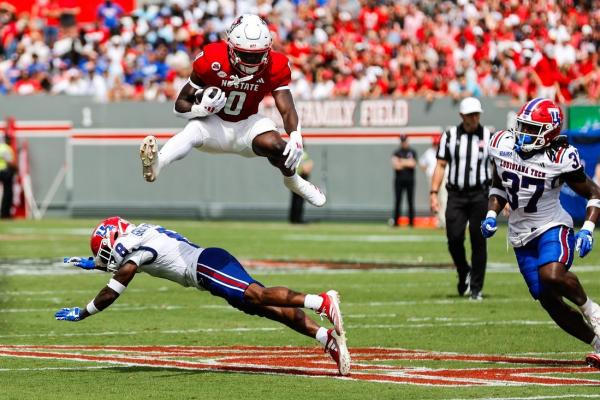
left=584, top=302, right=600, bottom=338
left=317, top=290, right=345, bottom=336
left=140, top=135, right=159, bottom=182
left=324, top=328, right=350, bottom=376
left=283, top=175, right=326, bottom=207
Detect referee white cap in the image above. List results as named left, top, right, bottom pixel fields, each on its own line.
left=459, top=97, right=483, bottom=114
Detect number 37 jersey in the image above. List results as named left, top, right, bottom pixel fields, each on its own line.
left=109, top=223, right=204, bottom=289
left=488, top=130, right=583, bottom=247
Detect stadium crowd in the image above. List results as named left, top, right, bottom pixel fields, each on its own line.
left=0, top=0, right=598, bottom=103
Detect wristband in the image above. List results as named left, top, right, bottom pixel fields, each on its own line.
left=582, top=220, right=596, bottom=233
left=430, top=190, right=438, bottom=195
left=486, top=210, right=498, bottom=219
left=86, top=300, right=99, bottom=315
left=107, top=278, right=127, bottom=294
left=586, top=199, right=600, bottom=209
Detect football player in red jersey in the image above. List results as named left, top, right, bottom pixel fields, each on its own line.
left=139, top=14, right=325, bottom=207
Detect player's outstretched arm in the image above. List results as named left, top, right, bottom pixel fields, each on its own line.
left=565, top=173, right=600, bottom=257
left=273, top=89, right=303, bottom=170
left=55, top=261, right=138, bottom=322
left=481, top=166, right=507, bottom=239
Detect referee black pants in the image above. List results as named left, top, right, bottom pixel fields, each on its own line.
left=393, top=178, right=415, bottom=226
left=445, top=189, right=488, bottom=294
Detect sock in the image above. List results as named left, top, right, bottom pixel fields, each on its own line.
left=580, top=297, right=595, bottom=317
left=283, top=174, right=300, bottom=189
left=316, top=326, right=329, bottom=346
left=304, top=294, right=324, bottom=311
left=592, top=336, right=600, bottom=353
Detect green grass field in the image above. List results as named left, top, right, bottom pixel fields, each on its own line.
left=1, top=219, right=600, bottom=399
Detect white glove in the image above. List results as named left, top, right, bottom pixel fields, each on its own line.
left=283, top=130, right=304, bottom=170
left=191, top=87, right=227, bottom=117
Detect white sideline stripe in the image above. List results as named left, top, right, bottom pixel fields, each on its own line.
left=0, top=305, right=184, bottom=313
left=0, top=366, right=131, bottom=372
left=447, top=396, right=600, bottom=400
left=5, top=228, right=91, bottom=235
left=0, top=327, right=283, bottom=339
left=282, top=234, right=446, bottom=242
left=3, top=263, right=600, bottom=276
left=0, top=320, right=555, bottom=339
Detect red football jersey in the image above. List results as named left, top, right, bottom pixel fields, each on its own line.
left=192, top=41, right=291, bottom=122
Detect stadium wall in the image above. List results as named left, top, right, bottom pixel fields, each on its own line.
left=1, top=95, right=520, bottom=221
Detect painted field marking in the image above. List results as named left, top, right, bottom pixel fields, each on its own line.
left=447, top=395, right=600, bottom=400
left=0, top=319, right=558, bottom=339
left=0, top=345, right=598, bottom=386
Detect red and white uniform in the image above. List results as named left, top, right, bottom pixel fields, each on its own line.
left=192, top=41, right=291, bottom=122
left=180, top=41, right=291, bottom=156
left=488, top=130, right=582, bottom=247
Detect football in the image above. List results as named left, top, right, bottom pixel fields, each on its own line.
left=195, top=86, right=220, bottom=104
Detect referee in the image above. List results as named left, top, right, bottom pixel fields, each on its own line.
left=429, top=97, right=492, bottom=301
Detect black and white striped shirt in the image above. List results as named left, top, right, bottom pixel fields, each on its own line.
left=436, top=124, right=492, bottom=191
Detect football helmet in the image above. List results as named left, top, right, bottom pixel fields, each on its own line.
left=90, top=216, right=133, bottom=270
left=227, top=14, right=272, bottom=75
left=512, top=98, right=563, bottom=153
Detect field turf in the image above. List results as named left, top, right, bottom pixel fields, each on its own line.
left=1, top=219, right=600, bottom=399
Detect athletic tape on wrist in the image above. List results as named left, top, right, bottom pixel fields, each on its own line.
left=489, top=188, right=507, bottom=200
left=586, top=199, right=600, bottom=209
left=582, top=220, right=596, bottom=233
left=86, top=300, right=99, bottom=315
left=107, top=278, right=127, bottom=295
left=486, top=210, right=498, bottom=219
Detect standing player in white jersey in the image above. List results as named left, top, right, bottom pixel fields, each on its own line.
left=55, top=217, right=350, bottom=376
left=481, top=98, right=600, bottom=368
left=139, top=14, right=325, bottom=207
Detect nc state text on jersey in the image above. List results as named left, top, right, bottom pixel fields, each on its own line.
left=499, top=159, right=546, bottom=178
left=221, top=80, right=260, bottom=91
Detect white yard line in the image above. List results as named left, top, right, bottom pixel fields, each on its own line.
left=447, top=396, right=600, bottom=400
left=0, top=366, right=132, bottom=372
left=0, top=320, right=555, bottom=339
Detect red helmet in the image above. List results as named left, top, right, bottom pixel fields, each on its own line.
left=90, top=216, right=133, bottom=269
left=513, top=98, right=563, bottom=153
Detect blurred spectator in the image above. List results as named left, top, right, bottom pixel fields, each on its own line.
left=419, top=135, right=446, bottom=228
left=0, top=132, right=16, bottom=218
left=97, top=0, right=124, bottom=32
left=0, top=0, right=597, bottom=103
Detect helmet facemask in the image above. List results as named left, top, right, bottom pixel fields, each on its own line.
left=94, top=233, right=116, bottom=271
left=512, top=119, right=547, bottom=153
left=234, top=48, right=269, bottom=74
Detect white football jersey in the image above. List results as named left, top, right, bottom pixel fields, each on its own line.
left=109, top=223, right=204, bottom=288
left=488, top=130, right=582, bottom=247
